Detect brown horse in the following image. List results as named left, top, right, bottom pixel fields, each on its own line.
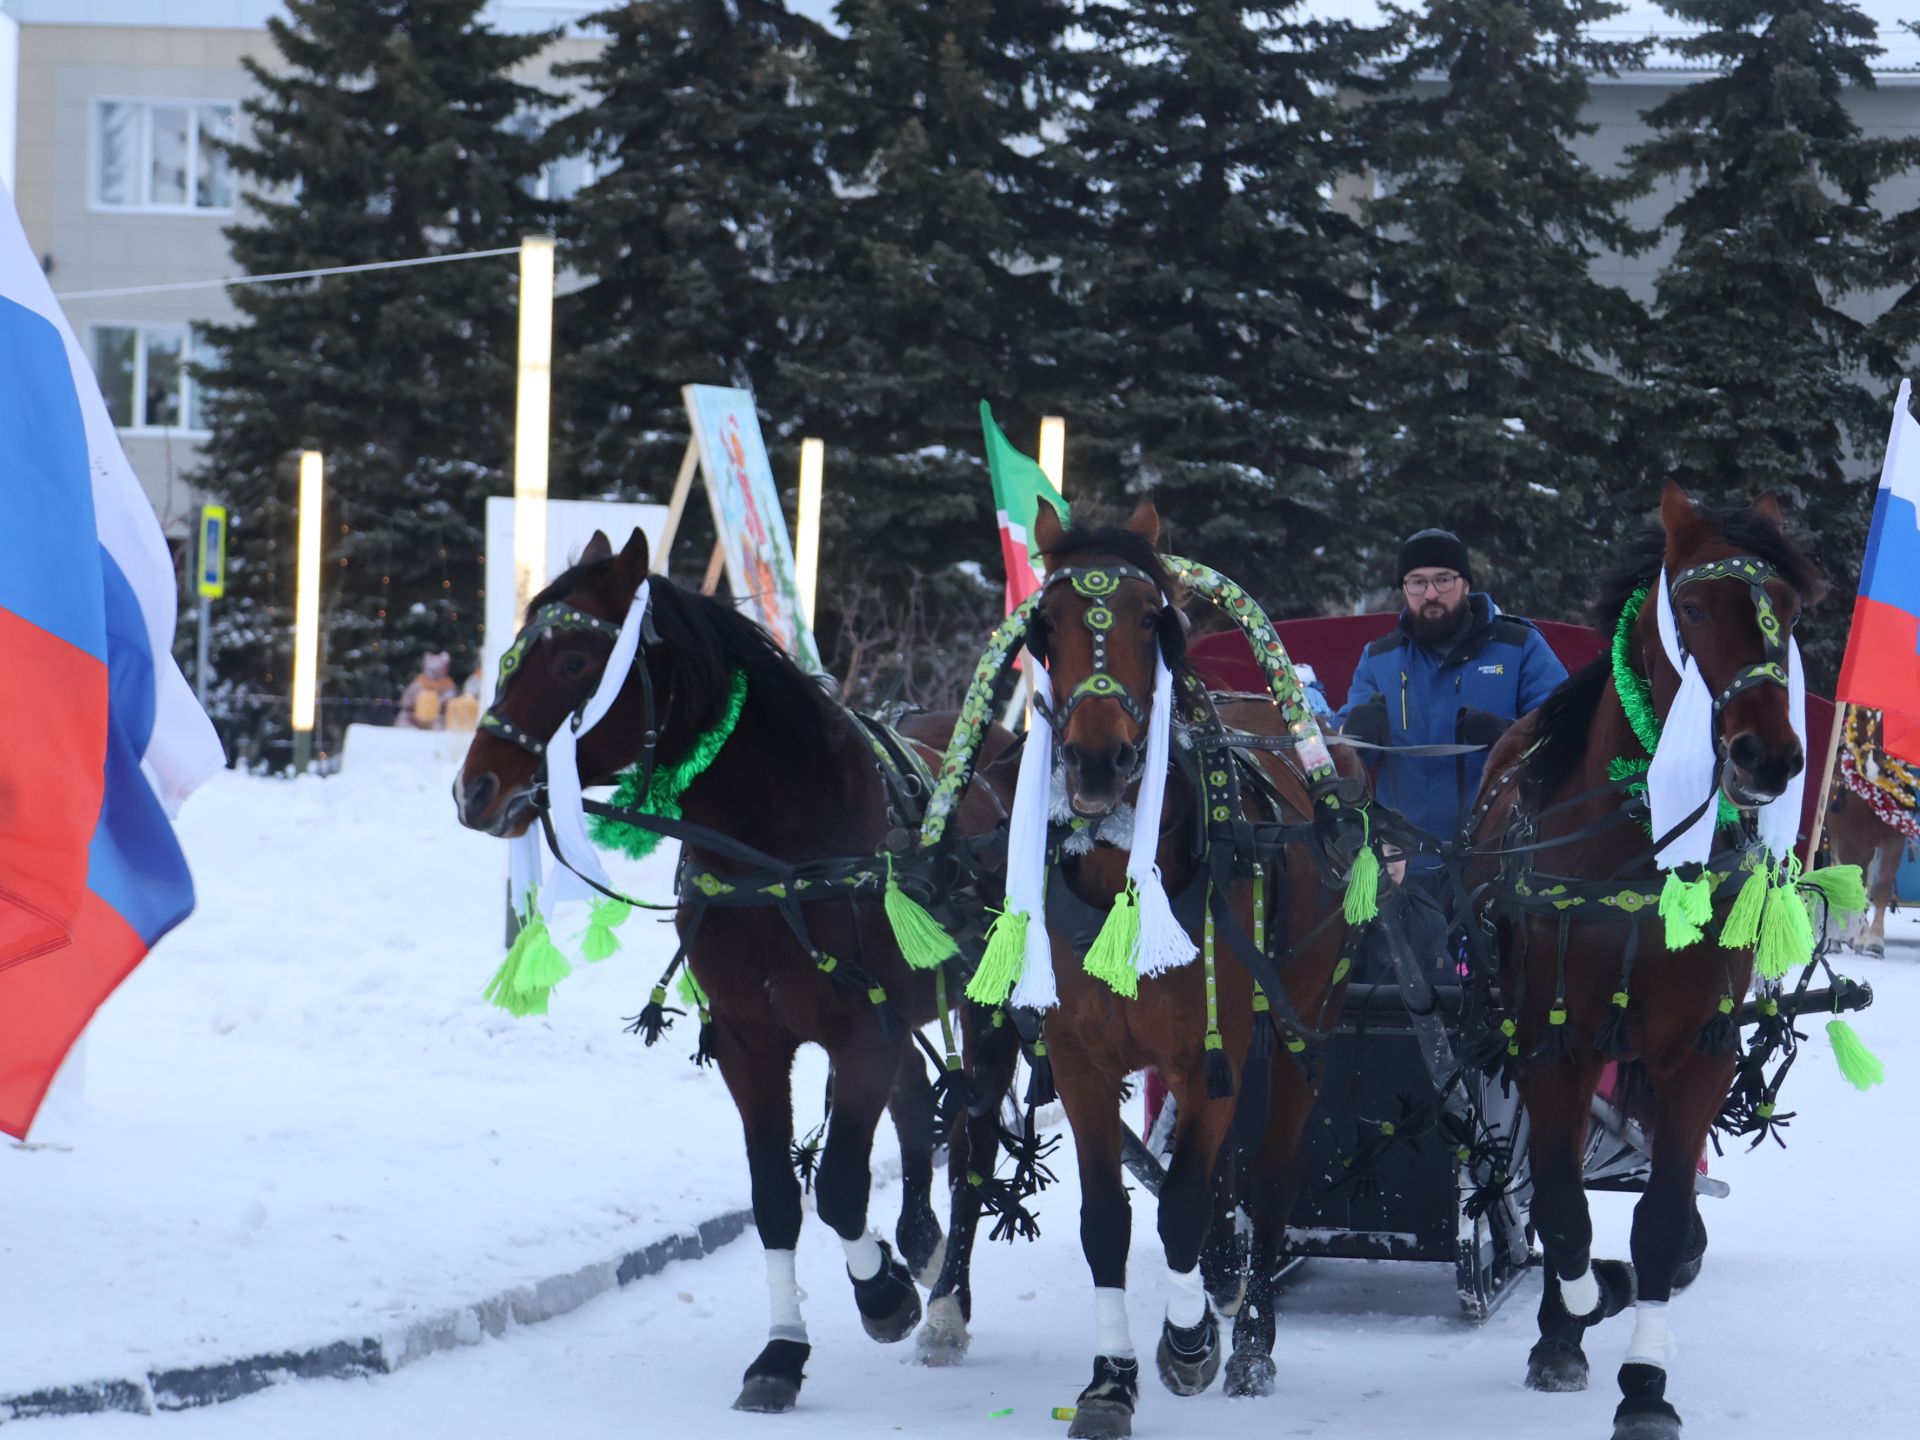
left=453, top=528, right=1019, bottom=1413
left=1827, top=708, right=1917, bottom=956
left=1026, top=502, right=1367, bottom=1438
left=1471, top=485, right=1825, bottom=1440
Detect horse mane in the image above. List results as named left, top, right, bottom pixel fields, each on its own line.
left=532, top=557, right=840, bottom=760
left=1522, top=506, right=1827, bottom=800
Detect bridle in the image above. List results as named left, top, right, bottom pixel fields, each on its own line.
left=1667, top=556, right=1792, bottom=721
left=479, top=593, right=667, bottom=801
left=1027, top=562, right=1187, bottom=736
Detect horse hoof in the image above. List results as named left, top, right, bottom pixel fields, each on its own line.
left=1525, top=1335, right=1589, bottom=1392
left=1613, top=1399, right=1683, bottom=1440
left=852, top=1242, right=922, bottom=1343
left=1863, top=942, right=1885, bottom=959
left=914, top=1294, right=971, bottom=1367
left=1068, top=1355, right=1139, bottom=1440
left=1224, top=1349, right=1276, bottom=1398
left=734, top=1338, right=809, bottom=1413
left=1672, top=1213, right=1708, bottom=1293
left=1156, top=1313, right=1222, bottom=1397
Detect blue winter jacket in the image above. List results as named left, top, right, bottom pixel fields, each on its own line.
left=1337, top=594, right=1567, bottom=853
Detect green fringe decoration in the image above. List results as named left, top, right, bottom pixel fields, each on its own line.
left=1827, top=1019, right=1886, bottom=1091
left=483, top=913, right=572, bottom=1017
left=1658, top=870, right=1715, bottom=950
left=1799, top=863, right=1869, bottom=921
left=577, top=897, right=631, bottom=962
left=588, top=668, right=749, bottom=860
left=1755, top=876, right=1814, bottom=981
left=965, top=908, right=1028, bottom=1006
left=1343, top=810, right=1381, bottom=925
left=1719, top=862, right=1770, bottom=950
left=676, top=967, right=709, bottom=1010
left=1083, top=883, right=1142, bottom=999
left=883, top=855, right=959, bottom=970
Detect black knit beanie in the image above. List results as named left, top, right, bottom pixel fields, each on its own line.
left=1397, top=529, right=1473, bottom=586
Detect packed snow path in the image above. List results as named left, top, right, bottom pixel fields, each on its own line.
left=3, top=747, right=1915, bottom=1436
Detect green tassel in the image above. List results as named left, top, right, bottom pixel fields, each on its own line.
left=1755, top=876, right=1815, bottom=981
left=1827, top=1019, right=1886, bottom=1091
left=1719, top=862, right=1769, bottom=949
left=1343, top=842, right=1381, bottom=925
left=1083, top=883, right=1141, bottom=999
left=1658, top=870, right=1714, bottom=950
left=676, top=967, right=709, bottom=1011
left=577, top=897, right=631, bottom=962
left=965, top=909, right=1029, bottom=1006
left=1799, top=863, right=1869, bottom=921
left=884, top=857, right=959, bottom=970
left=482, top=914, right=572, bottom=1017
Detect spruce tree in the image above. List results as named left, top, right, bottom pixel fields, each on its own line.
left=1363, top=0, right=1651, bottom=624
left=195, top=0, right=552, bottom=760
left=553, top=1, right=832, bottom=496
left=1050, top=1, right=1392, bottom=616
left=1631, top=0, right=1920, bottom=675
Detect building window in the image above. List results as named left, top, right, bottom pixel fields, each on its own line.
left=93, top=99, right=237, bottom=211
left=90, top=324, right=214, bottom=433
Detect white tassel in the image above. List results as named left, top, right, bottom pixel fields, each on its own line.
left=1757, top=637, right=1807, bottom=863
left=1649, top=568, right=1720, bottom=869
left=1006, top=664, right=1061, bottom=1010
left=1127, top=656, right=1197, bottom=978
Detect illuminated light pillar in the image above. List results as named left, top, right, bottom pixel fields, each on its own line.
left=292, top=449, right=323, bottom=774
left=795, top=437, right=824, bottom=627
left=1039, top=415, right=1066, bottom=496
left=513, top=234, right=556, bottom=622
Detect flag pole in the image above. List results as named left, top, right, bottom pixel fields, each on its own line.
left=1803, top=702, right=1849, bottom=870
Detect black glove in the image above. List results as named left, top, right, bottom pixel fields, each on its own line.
left=1456, top=706, right=1511, bottom=748
left=1342, top=697, right=1390, bottom=748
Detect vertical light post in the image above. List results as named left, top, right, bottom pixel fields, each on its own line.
left=1039, top=415, right=1067, bottom=496
left=795, top=437, right=824, bottom=628
left=291, top=450, right=323, bottom=774
left=513, top=234, right=556, bottom=621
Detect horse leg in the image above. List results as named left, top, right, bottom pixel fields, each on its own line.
left=887, top=1045, right=945, bottom=1286
left=1522, top=1056, right=1632, bottom=1394
left=917, top=1018, right=1020, bottom=1367
left=1225, top=1047, right=1313, bottom=1398
left=1197, top=1155, right=1246, bottom=1320
left=713, top=1029, right=811, bottom=1414
left=1153, top=1080, right=1234, bottom=1399
left=1613, top=1052, right=1730, bottom=1440
left=1867, top=838, right=1899, bottom=957
left=816, top=1035, right=923, bottom=1344
left=1054, top=1045, right=1139, bottom=1440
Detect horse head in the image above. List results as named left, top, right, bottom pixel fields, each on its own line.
left=453, top=527, right=659, bottom=836
left=1030, top=498, right=1187, bottom=817
left=1648, top=482, right=1828, bottom=809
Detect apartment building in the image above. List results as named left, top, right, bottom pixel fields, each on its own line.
left=0, top=0, right=602, bottom=542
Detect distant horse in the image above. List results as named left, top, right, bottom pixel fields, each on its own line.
left=1023, top=502, right=1369, bottom=1438
left=453, top=528, right=1018, bottom=1414
left=1471, top=485, right=1825, bottom=1440
left=1828, top=707, right=1918, bottom=957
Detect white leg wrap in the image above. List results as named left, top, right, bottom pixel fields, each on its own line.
left=1624, top=1299, right=1675, bottom=1369
left=1166, top=1264, right=1208, bottom=1329
left=842, top=1230, right=884, bottom=1281
left=1095, top=1287, right=1135, bottom=1358
left=766, top=1249, right=808, bottom=1344
left=1559, top=1265, right=1600, bottom=1319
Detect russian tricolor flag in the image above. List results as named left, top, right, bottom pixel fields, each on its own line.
left=0, top=179, right=223, bottom=1139
left=1837, top=381, right=1920, bottom=757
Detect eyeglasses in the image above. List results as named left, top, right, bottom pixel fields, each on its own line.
left=1403, top=573, right=1464, bottom=597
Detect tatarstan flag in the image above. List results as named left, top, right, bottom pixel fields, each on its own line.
left=980, top=402, right=1067, bottom=616
left=0, top=177, right=223, bottom=1138
left=1837, top=380, right=1920, bottom=764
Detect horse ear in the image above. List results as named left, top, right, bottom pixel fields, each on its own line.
left=1125, top=498, right=1162, bottom=549
left=580, top=530, right=614, bottom=564
left=1659, top=481, right=1701, bottom=544
left=1033, top=498, right=1066, bottom=570
left=1752, top=493, right=1786, bottom=532
left=613, top=526, right=651, bottom=586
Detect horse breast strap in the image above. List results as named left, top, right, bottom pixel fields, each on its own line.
left=1667, top=557, right=1789, bottom=716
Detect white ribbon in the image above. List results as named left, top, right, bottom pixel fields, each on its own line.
left=537, top=579, right=653, bottom=919
left=1008, top=663, right=1062, bottom=1009
left=1128, top=656, right=1197, bottom=976
left=1759, top=637, right=1807, bottom=863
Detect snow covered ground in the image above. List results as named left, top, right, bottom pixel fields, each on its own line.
left=4, top=744, right=1917, bottom=1436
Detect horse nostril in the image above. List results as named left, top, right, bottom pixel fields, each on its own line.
left=1784, top=741, right=1805, bottom=780
left=1107, top=739, right=1137, bottom=776
left=1727, top=732, right=1766, bottom=776
left=460, top=771, right=500, bottom=822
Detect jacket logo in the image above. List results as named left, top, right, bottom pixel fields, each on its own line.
left=1479, top=663, right=1506, bottom=675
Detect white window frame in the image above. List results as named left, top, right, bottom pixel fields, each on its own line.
left=89, top=97, right=239, bottom=215
left=88, top=322, right=211, bottom=436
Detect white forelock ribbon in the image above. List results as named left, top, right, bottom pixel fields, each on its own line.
left=535, top=579, right=653, bottom=921
left=1007, top=663, right=1062, bottom=1009
left=1648, top=567, right=1806, bottom=870
left=1127, top=656, right=1197, bottom=976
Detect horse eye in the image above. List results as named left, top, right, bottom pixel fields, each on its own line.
left=1139, top=612, right=1157, bottom=630
left=1681, top=603, right=1705, bottom=625
left=558, top=651, right=590, bottom=678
